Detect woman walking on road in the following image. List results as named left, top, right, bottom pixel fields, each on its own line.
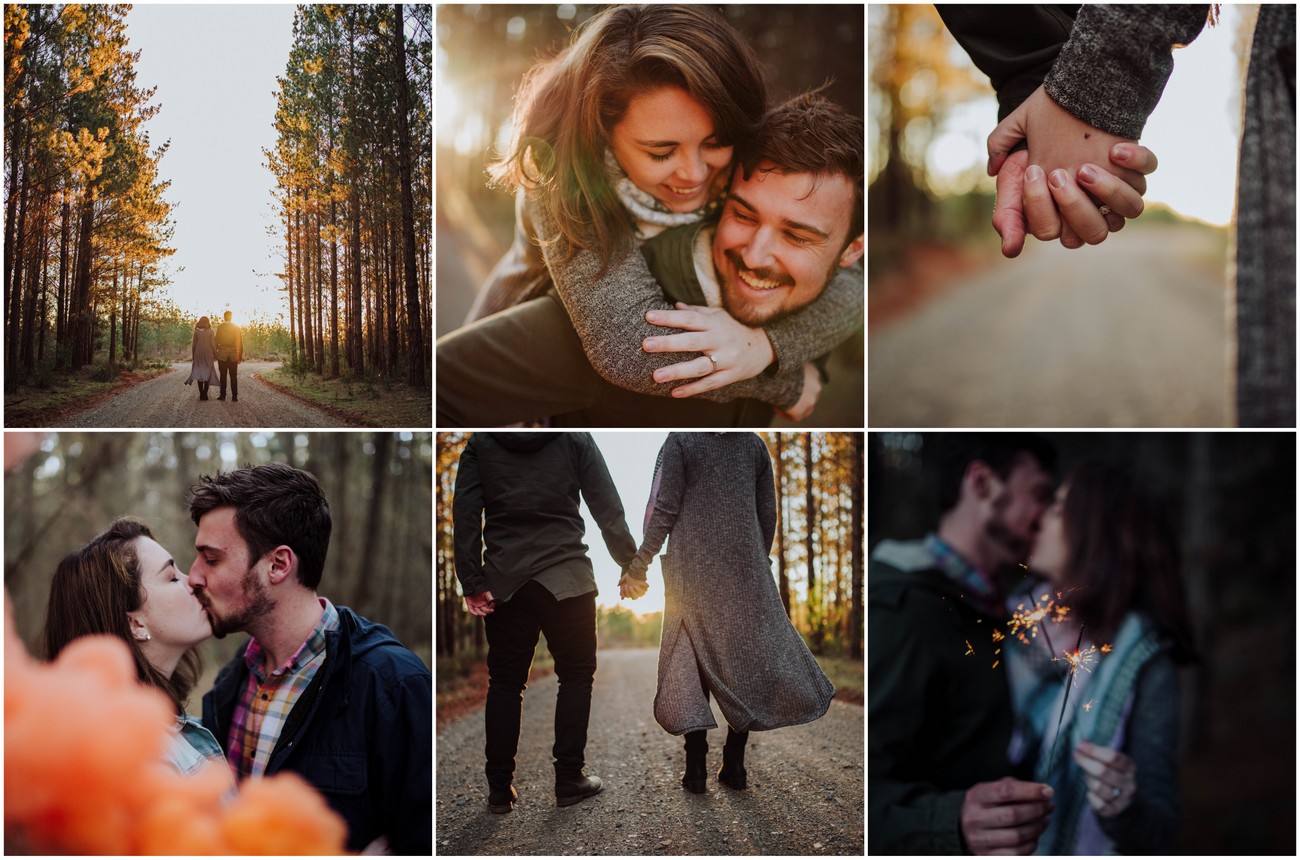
left=184, top=315, right=218, bottom=401
left=621, top=432, right=833, bottom=793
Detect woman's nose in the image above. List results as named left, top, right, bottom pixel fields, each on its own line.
left=676, top=150, right=709, bottom=185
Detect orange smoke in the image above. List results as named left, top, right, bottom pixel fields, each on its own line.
left=4, top=592, right=348, bottom=854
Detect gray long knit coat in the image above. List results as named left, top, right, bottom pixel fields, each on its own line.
left=1041, top=4, right=1295, bottom=426
left=185, top=327, right=218, bottom=385
left=626, top=433, right=834, bottom=735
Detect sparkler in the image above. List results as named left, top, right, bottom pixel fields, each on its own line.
left=1045, top=623, right=1087, bottom=776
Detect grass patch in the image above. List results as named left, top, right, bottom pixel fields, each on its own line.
left=259, top=366, right=431, bottom=427
left=4, top=363, right=174, bottom=426
left=816, top=655, right=864, bottom=705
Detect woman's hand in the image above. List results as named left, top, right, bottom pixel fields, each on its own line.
left=1073, top=739, right=1137, bottom=817
left=988, top=85, right=1157, bottom=250
left=643, top=303, right=776, bottom=397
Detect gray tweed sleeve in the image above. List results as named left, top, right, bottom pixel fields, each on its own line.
left=1099, top=652, right=1180, bottom=852
left=626, top=436, right=685, bottom=579
left=1044, top=5, right=1210, bottom=139
left=528, top=195, right=808, bottom=408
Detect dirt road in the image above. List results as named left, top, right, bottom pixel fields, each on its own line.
left=869, top=227, right=1230, bottom=426
left=62, top=361, right=337, bottom=428
left=436, top=648, right=863, bottom=856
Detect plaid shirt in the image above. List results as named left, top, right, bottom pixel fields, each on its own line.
left=227, top=598, right=340, bottom=780
left=922, top=533, right=1003, bottom=618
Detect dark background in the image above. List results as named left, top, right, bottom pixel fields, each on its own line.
left=869, top=432, right=1296, bottom=854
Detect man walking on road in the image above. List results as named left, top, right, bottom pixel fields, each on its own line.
left=215, top=310, right=243, bottom=402
left=453, top=432, right=637, bottom=814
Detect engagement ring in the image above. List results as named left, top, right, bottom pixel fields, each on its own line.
left=706, top=353, right=719, bottom=372
left=1098, top=205, right=1112, bottom=216
left=1111, top=786, right=1122, bottom=800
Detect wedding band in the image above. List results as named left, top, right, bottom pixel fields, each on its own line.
left=1098, top=205, right=1112, bottom=216
left=1111, top=786, right=1122, bottom=800
left=706, top=353, right=718, bottom=373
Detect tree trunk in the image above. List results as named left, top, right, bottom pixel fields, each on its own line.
left=804, top=434, right=818, bottom=650
left=330, top=196, right=340, bottom=378
left=392, top=4, right=425, bottom=387
left=69, top=193, right=95, bottom=369
left=350, top=187, right=363, bottom=376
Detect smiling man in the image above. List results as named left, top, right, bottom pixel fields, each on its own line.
left=436, top=92, right=864, bottom=427
left=189, top=463, right=431, bottom=855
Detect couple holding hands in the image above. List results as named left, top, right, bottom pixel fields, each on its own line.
left=453, top=433, right=833, bottom=812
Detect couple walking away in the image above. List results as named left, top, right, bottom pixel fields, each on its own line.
left=185, top=311, right=243, bottom=402
left=41, top=463, right=432, bottom=854
left=452, top=432, right=833, bottom=812
left=869, top=435, right=1196, bottom=855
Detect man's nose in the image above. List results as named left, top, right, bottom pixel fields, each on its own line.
left=742, top=227, right=778, bottom=270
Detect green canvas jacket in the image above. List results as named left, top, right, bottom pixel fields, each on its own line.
left=868, top=554, right=1014, bottom=854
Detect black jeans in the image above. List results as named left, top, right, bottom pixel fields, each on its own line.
left=218, top=359, right=238, bottom=398
left=484, top=580, right=597, bottom=788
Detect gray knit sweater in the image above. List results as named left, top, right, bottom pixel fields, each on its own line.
left=627, top=433, right=834, bottom=734
left=466, top=190, right=864, bottom=408
left=1041, top=4, right=1295, bottom=425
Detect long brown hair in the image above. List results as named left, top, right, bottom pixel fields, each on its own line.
left=1060, top=461, right=1197, bottom=663
left=41, top=517, right=201, bottom=714
left=488, top=5, right=767, bottom=273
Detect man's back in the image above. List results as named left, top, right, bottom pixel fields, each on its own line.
left=453, top=433, right=636, bottom=602
left=215, top=321, right=242, bottom=362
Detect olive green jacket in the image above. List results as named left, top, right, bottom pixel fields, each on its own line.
left=868, top=550, right=1014, bottom=854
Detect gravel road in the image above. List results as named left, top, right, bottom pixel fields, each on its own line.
left=869, top=226, right=1230, bottom=426
left=436, top=648, right=864, bottom=856
left=62, top=361, right=337, bottom=428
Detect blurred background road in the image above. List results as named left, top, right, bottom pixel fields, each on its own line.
left=869, top=224, right=1229, bottom=427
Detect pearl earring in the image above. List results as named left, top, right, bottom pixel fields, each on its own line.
left=137, top=631, right=151, bottom=641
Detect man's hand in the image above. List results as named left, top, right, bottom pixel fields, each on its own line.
left=960, top=777, right=1054, bottom=855
left=988, top=85, right=1158, bottom=254
left=774, top=362, right=822, bottom=422
left=642, top=303, right=775, bottom=397
left=465, top=590, right=495, bottom=617
left=618, top=573, right=649, bottom=600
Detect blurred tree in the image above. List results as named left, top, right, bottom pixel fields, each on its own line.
left=868, top=5, right=987, bottom=234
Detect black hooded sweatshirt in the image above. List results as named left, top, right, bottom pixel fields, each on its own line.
left=452, top=432, right=637, bottom=602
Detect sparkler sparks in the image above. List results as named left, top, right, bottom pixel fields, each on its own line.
left=1007, top=593, right=1070, bottom=646
left=1082, top=700, right=1095, bottom=712
left=964, top=640, right=974, bottom=657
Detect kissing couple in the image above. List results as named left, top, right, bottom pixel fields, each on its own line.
left=40, top=462, right=432, bottom=854
left=452, top=432, right=834, bottom=812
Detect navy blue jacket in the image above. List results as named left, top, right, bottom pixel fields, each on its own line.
left=202, top=606, right=431, bottom=854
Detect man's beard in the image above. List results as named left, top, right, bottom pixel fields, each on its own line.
left=718, top=248, right=839, bottom=327
left=198, top=565, right=276, bottom=639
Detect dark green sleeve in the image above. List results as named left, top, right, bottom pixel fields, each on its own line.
left=869, top=598, right=969, bottom=854
left=450, top=437, right=489, bottom=596
left=576, top=434, right=638, bottom=568
left=936, top=4, right=1080, bottom=119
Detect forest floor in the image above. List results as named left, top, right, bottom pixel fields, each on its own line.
left=436, top=648, right=864, bottom=856
left=4, top=363, right=174, bottom=426
left=259, top=366, right=431, bottom=427
left=49, top=361, right=336, bottom=428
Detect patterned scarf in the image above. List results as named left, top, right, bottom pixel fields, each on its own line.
left=1005, top=607, right=1161, bottom=855
left=605, top=149, right=721, bottom=237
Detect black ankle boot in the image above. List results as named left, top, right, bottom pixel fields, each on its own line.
left=681, top=731, right=707, bottom=793
left=718, top=729, right=748, bottom=790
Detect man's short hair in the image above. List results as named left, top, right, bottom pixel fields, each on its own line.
left=223, top=311, right=232, bottom=321
left=935, top=434, right=1057, bottom=514
left=737, top=91, right=864, bottom=241
left=188, top=463, right=332, bottom=589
